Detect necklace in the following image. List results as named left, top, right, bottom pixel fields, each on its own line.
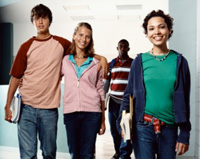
left=151, top=49, right=170, bottom=61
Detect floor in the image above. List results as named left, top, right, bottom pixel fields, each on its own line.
left=0, top=130, right=135, bottom=159
left=96, top=130, right=134, bottom=159
left=0, top=132, right=194, bottom=159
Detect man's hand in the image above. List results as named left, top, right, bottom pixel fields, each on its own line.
left=175, top=142, right=189, bottom=155
left=4, top=76, right=20, bottom=123
left=4, top=104, right=12, bottom=122
left=97, top=56, right=108, bottom=77
left=121, top=130, right=125, bottom=139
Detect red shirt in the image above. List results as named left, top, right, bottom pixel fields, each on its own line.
left=104, top=56, right=133, bottom=99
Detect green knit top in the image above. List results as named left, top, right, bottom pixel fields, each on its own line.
left=142, top=51, right=177, bottom=125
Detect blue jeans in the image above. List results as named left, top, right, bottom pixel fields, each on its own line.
left=18, top=105, right=58, bottom=159
left=64, top=112, right=101, bottom=159
left=133, top=121, right=178, bottom=159
left=108, top=97, right=132, bottom=158
left=120, top=139, right=132, bottom=159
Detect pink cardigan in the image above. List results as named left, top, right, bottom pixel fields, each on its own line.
left=62, top=55, right=104, bottom=114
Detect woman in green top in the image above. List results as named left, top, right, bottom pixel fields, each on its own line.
left=118, top=10, right=191, bottom=159
left=140, top=10, right=190, bottom=158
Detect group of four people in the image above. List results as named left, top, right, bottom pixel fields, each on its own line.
left=4, top=3, right=191, bottom=159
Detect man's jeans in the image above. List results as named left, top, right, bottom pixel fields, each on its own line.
left=64, top=112, right=101, bottom=159
left=120, top=139, right=132, bottom=159
left=108, top=97, right=132, bottom=158
left=133, top=121, right=178, bottom=159
left=18, top=105, right=58, bottom=159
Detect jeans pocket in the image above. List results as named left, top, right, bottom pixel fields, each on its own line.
left=23, top=104, right=30, bottom=108
left=21, top=105, right=32, bottom=114
left=136, top=121, right=152, bottom=128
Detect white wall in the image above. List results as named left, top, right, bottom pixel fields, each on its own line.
left=14, top=20, right=152, bottom=62
left=8, top=0, right=168, bottom=62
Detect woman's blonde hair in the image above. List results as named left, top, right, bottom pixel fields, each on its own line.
left=69, top=22, right=95, bottom=57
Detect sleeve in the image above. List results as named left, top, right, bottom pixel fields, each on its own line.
left=64, top=40, right=71, bottom=55
left=116, top=60, right=135, bottom=134
left=96, top=67, right=105, bottom=101
left=53, top=36, right=71, bottom=56
left=61, top=57, right=66, bottom=76
left=177, top=122, right=191, bottom=145
left=177, top=57, right=191, bottom=145
left=10, top=39, right=33, bottom=78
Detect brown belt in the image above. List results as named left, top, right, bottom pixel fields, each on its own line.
left=144, top=114, right=166, bottom=134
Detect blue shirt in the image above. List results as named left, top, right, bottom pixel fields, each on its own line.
left=68, top=54, right=93, bottom=78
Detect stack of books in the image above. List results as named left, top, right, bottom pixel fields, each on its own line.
left=10, top=94, right=21, bottom=123
left=120, top=95, right=134, bottom=142
left=120, top=110, right=131, bottom=141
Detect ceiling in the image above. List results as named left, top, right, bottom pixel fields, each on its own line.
left=0, top=0, right=168, bottom=23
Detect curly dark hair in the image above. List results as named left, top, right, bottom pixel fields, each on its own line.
left=142, top=10, right=174, bottom=39
left=30, top=4, right=52, bottom=25
left=69, top=22, right=95, bottom=57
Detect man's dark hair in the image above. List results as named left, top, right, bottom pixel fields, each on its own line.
left=30, top=4, right=52, bottom=24
left=118, top=39, right=129, bottom=46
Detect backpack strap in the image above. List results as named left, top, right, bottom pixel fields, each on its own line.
left=129, top=58, right=133, bottom=64
left=109, top=58, right=117, bottom=71
left=109, top=57, right=133, bottom=72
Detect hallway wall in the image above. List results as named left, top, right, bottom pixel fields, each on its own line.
left=1, top=0, right=199, bottom=158
left=196, top=0, right=200, bottom=158
left=0, top=85, right=69, bottom=153
left=0, top=1, right=169, bottom=153
left=169, top=0, right=199, bottom=158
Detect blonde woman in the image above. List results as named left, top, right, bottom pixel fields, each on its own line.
left=62, top=22, right=105, bottom=159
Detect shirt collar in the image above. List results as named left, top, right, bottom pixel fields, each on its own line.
left=68, top=54, right=75, bottom=63
left=116, top=56, right=130, bottom=62
left=68, top=54, right=93, bottom=65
